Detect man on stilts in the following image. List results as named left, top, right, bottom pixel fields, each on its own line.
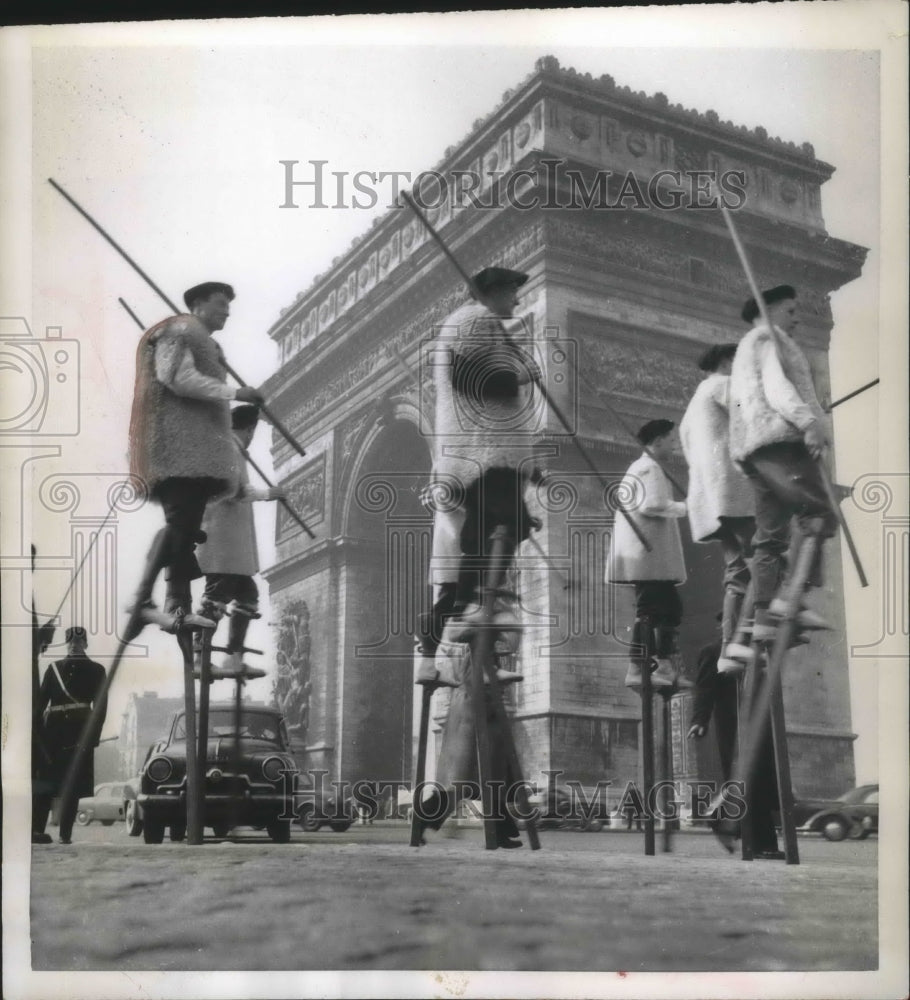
left=727, top=285, right=836, bottom=658
left=413, top=266, right=541, bottom=848
left=126, top=281, right=263, bottom=640
left=608, top=419, right=691, bottom=690
left=194, top=403, right=285, bottom=677
left=679, top=344, right=755, bottom=674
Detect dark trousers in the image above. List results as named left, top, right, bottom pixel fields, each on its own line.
left=202, top=573, right=259, bottom=614
left=419, top=468, right=531, bottom=654
left=33, top=787, right=79, bottom=841
left=631, top=581, right=682, bottom=657
left=710, top=516, right=755, bottom=641
left=742, top=442, right=837, bottom=606
left=137, top=476, right=224, bottom=611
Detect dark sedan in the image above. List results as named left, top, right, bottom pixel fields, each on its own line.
left=138, top=705, right=298, bottom=844
left=790, top=783, right=879, bottom=841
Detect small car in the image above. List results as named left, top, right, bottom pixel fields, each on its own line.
left=137, top=704, right=298, bottom=844
left=76, top=782, right=127, bottom=826
left=522, top=786, right=608, bottom=832
left=790, top=783, right=879, bottom=841
left=294, top=779, right=354, bottom=833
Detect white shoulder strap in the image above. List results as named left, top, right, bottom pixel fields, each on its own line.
left=50, top=661, right=79, bottom=704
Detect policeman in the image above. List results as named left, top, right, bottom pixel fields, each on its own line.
left=34, top=627, right=108, bottom=845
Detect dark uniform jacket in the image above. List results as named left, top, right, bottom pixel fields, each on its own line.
left=37, top=656, right=107, bottom=797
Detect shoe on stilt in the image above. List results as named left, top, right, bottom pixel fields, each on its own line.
left=449, top=607, right=523, bottom=643
left=768, top=599, right=831, bottom=631
left=624, top=662, right=643, bottom=690
left=414, top=647, right=460, bottom=689
left=717, top=643, right=748, bottom=675
left=134, top=604, right=216, bottom=635
left=485, top=667, right=524, bottom=685
left=650, top=658, right=676, bottom=689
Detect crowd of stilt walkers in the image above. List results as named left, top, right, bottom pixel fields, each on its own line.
left=35, top=179, right=869, bottom=858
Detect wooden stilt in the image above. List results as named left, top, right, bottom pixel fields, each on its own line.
left=712, top=531, right=819, bottom=859
left=468, top=628, right=499, bottom=851
left=639, top=617, right=656, bottom=857
left=769, top=671, right=800, bottom=864
left=409, top=682, right=434, bottom=847
left=658, top=688, right=674, bottom=853
left=738, top=656, right=758, bottom=861
left=470, top=525, right=539, bottom=850
left=178, top=630, right=203, bottom=845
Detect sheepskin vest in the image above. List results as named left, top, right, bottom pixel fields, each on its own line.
left=679, top=373, right=754, bottom=542
left=729, top=326, right=825, bottom=462
left=432, top=300, right=540, bottom=491
left=129, top=315, right=236, bottom=493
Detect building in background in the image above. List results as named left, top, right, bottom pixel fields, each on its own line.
left=118, top=692, right=183, bottom=778
left=260, top=56, right=866, bottom=798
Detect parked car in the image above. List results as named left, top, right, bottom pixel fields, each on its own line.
left=522, top=786, right=608, bottom=832
left=790, top=783, right=879, bottom=841
left=294, top=779, right=354, bottom=833
left=77, top=782, right=127, bottom=826
left=137, top=704, right=298, bottom=844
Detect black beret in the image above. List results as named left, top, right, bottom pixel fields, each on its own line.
left=636, top=418, right=675, bottom=446
left=741, top=284, right=796, bottom=324
left=183, top=282, right=235, bottom=310
left=697, top=342, right=738, bottom=372
left=471, top=267, right=529, bottom=297
left=65, top=626, right=87, bottom=642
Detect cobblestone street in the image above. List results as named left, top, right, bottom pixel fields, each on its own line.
left=29, top=824, right=877, bottom=974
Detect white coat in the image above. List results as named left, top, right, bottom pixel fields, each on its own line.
left=197, top=437, right=270, bottom=577
left=607, top=453, right=687, bottom=584
left=679, top=373, right=754, bottom=542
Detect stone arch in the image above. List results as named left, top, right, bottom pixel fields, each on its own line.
left=335, top=412, right=433, bottom=786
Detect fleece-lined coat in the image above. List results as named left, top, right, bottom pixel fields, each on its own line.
left=129, top=315, right=237, bottom=494
left=429, top=300, right=540, bottom=582
left=432, top=300, right=540, bottom=485
left=728, top=325, right=827, bottom=464
left=679, top=373, right=754, bottom=542
left=607, top=453, right=687, bottom=584
left=197, top=436, right=270, bottom=577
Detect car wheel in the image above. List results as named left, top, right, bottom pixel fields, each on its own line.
left=267, top=819, right=292, bottom=843
left=583, top=819, right=604, bottom=833
left=211, top=822, right=232, bottom=838
left=101, top=820, right=115, bottom=827
left=297, top=806, right=321, bottom=833
left=330, top=821, right=352, bottom=833
left=125, top=800, right=143, bottom=836
left=76, top=810, right=92, bottom=826
left=142, top=816, right=165, bottom=844
left=169, top=823, right=186, bottom=842
left=821, top=815, right=850, bottom=842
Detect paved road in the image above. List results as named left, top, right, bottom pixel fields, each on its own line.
left=31, top=822, right=877, bottom=972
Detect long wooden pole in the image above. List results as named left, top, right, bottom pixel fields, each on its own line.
left=49, top=178, right=307, bottom=462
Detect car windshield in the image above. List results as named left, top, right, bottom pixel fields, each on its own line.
left=172, top=710, right=285, bottom=746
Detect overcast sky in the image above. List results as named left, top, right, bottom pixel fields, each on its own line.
left=3, top=6, right=906, bottom=788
